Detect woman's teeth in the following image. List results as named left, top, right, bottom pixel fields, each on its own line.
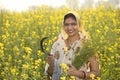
left=68, top=31, right=73, bottom=33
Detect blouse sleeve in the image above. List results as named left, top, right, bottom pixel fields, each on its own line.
left=50, top=34, right=62, bottom=55
left=50, top=41, right=58, bottom=55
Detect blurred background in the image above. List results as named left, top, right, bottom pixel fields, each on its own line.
left=0, top=0, right=120, bottom=12
left=0, top=0, right=120, bottom=80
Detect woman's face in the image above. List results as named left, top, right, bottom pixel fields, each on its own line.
left=64, top=17, right=79, bottom=37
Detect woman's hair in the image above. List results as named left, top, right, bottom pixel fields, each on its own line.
left=63, top=13, right=77, bottom=24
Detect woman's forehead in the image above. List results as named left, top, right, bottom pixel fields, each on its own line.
left=64, top=17, right=77, bottom=23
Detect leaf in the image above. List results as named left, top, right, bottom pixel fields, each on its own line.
left=72, top=41, right=96, bottom=69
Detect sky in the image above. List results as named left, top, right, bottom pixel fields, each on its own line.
left=0, top=0, right=107, bottom=12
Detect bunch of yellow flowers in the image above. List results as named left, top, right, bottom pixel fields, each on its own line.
left=90, top=74, right=101, bottom=80
left=60, top=63, right=75, bottom=80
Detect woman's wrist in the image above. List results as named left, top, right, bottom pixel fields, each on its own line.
left=74, top=70, right=86, bottom=79
left=73, top=70, right=81, bottom=77
left=47, top=65, right=54, bottom=76
left=48, top=60, right=54, bottom=67
left=81, top=71, right=86, bottom=79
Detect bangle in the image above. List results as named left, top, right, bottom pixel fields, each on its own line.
left=82, top=71, right=86, bottom=79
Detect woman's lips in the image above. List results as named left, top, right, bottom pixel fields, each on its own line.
left=68, top=30, right=73, bottom=33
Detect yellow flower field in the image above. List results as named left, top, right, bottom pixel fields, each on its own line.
left=0, top=6, right=120, bottom=80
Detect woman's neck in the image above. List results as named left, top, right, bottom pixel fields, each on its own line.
left=66, top=33, right=80, bottom=47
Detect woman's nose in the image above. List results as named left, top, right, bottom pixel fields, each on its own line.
left=67, top=25, right=73, bottom=29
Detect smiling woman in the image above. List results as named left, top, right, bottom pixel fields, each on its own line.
left=0, top=3, right=119, bottom=80
left=45, top=11, right=100, bottom=80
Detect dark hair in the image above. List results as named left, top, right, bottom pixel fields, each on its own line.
left=63, top=13, right=76, bottom=24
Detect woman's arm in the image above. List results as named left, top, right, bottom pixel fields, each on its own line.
left=68, top=55, right=100, bottom=79
left=47, top=55, right=54, bottom=76
left=46, top=39, right=58, bottom=76
left=85, top=55, right=100, bottom=79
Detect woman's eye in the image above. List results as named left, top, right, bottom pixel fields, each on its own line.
left=64, top=23, right=69, bottom=26
left=64, top=23, right=77, bottom=27
left=71, top=23, right=77, bottom=26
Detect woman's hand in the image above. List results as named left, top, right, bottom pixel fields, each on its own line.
left=67, top=64, right=78, bottom=76
left=47, top=54, right=54, bottom=76
left=67, top=64, right=85, bottom=78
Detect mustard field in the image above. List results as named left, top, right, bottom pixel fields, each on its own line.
left=0, top=6, right=120, bottom=80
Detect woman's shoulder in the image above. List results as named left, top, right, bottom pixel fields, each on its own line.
left=52, top=34, right=65, bottom=46
left=88, top=53, right=99, bottom=62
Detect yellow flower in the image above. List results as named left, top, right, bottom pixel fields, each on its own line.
left=63, top=47, right=68, bottom=53
left=90, top=74, right=95, bottom=79
left=1, top=71, right=5, bottom=76
left=46, top=47, right=50, bottom=52
left=70, top=76, right=76, bottom=80
left=104, top=26, right=109, bottom=32
left=111, top=56, right=114, bottom=59
left=48, top=40, right=52, bottom=45
left=2, top=35, right=7, bottom=42
left=60, top=63, right=69, bottom=72
left=8, top=55, right=12, bottom=61
left=10, top=68, right=16, bottom=75
left=22, top=63, right=29, bottom=69
left=37, top=50, right=43, bottom=56
left=108, top=47, right=113, bottom=53
left=13, top=46, right=19, bottom=52
left=60, top=76, right=66, bottom=80
left=35, top=59, right=41, bottom=66
left=0, top=63, right=1, bottom=67
left=97, top=77, right=101, bottom=80
left=96, top=29, right=101, bottom=34
left=24, top=47, right=32, bottom=54
left=21, top=73, right=28, bottom=79
left=10, top=66, right=18, bottom=76
left=5, top=20, right=10, bottom=27
left=0, top=50, right=4, bottom=58
left=0, top=42, right=4, bottom=47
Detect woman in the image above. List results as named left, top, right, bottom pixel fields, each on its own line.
left=45, top=11, right=100, bottom=80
